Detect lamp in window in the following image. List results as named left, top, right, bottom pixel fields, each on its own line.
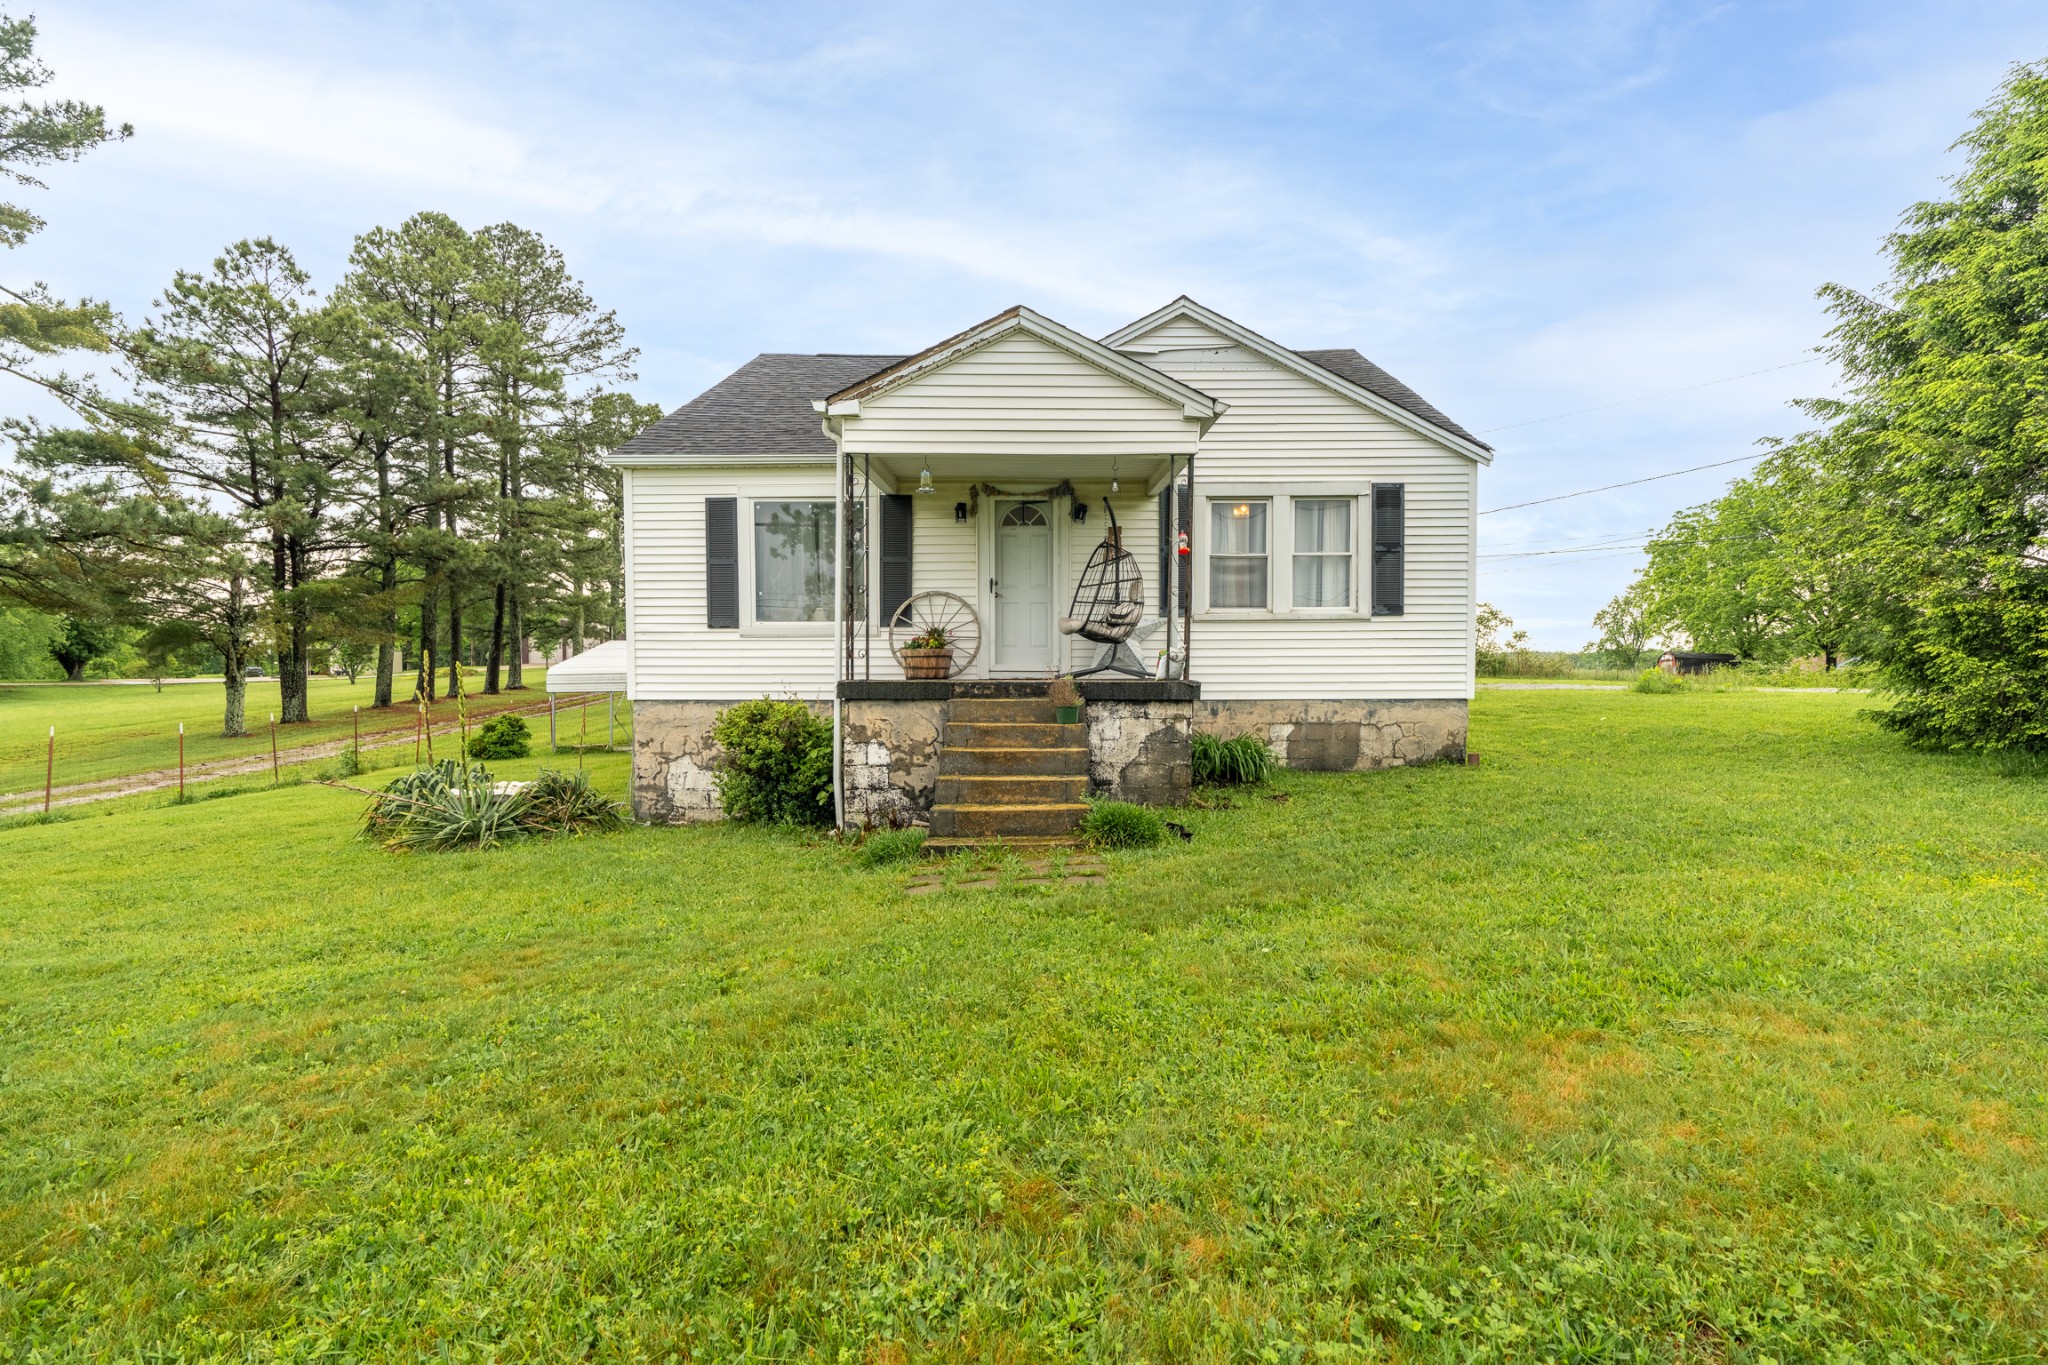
left=916, top=464, right=935, bottom=494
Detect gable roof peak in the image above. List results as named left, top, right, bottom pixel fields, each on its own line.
left=1102, top=297, right=1491, bottom=460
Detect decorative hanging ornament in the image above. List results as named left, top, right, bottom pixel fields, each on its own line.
left=1110, top=455, right=1120, bottom=495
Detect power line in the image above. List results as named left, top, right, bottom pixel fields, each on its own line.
left=1479, top=540, right=1649, bottom=561
left=1478, top=548, right=1650, bottom=573
left=1473, top=357, right=1823, bottom=435
left=1479, top=453, right=1768, bottom=516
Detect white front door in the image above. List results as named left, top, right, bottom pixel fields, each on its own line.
left=992, top=499, right=1056, bottom=673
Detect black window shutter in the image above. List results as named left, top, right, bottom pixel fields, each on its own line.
left=879, top=493, right=913, bottom=625
left=1371, top=484, right=1405, bottom=616
left=705, top=497, right=739, bottom=628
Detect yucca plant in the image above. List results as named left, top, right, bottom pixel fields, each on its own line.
left=519, top=768, right=630, bottom=836
left=361, top=760, right=629, bottom=851
left=1192, top=732, right=1277, bottom=786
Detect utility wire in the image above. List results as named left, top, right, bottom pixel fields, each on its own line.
left=1474, top=357, right=1823, bottom=435
left=1479, top=548, right=1650, bottom=573
left=1479, top=541, right=1649, bottom=561
left=1479, top=453, right=1768, bottom=516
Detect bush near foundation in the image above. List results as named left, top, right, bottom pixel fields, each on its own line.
left=712, top=699, right=833, bottom=827
left=1192, top=732, right=1277, bottom=785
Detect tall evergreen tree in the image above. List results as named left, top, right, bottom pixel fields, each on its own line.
left=468, top=222, right=633, bottom=692
left=122, top=240, right=344, bottom=724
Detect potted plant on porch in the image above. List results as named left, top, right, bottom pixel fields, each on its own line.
left=1048, top=674, right=1082, bottom=724
left=901, top=624, right=954, bottom=679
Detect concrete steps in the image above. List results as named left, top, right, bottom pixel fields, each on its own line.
left=925, top=692, right=1087, bottom=848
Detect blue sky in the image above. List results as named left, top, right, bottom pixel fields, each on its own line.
left=22, top=1, right=2048, bottom=646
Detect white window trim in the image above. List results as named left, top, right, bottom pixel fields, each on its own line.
left=739, top=492, right=841, bottom=636
left=1196, top=492, right=1367, bottom=619
left=1288, top=496, right=1359, bottom=614
left=1203, top=496, right=1274, bottom=613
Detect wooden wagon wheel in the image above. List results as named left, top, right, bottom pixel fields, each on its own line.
left=886, top=590, right=982, bottom=678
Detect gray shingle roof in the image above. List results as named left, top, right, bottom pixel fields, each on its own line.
left=1291, top=348, right=1488, bottom=450
left=611, top=353, right=905, bottom=458
left=611, top=338, right=1486, bottom=459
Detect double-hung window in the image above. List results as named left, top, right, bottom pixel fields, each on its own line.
left=1291, top=498, right=1353, bottom=608
left=1209, top=499, right=1270, bottom=609
left=752, top=500, right=835, bottom=623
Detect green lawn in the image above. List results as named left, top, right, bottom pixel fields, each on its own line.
left=3, top=692, right=2045, bottom=1360
left=0, top=672, right=599, bottom=797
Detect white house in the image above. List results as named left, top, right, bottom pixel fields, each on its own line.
left=607, top=297, right=1490, bottom=836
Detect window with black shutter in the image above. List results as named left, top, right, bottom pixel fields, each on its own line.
left=705, top=497, right=739, bottom=628
left=878, top=493, right=913, bottom=626
left=1371, top=484, right=1405, bottom=616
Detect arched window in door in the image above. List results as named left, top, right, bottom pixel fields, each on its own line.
left=1000, top=502, right=1049, bottom=527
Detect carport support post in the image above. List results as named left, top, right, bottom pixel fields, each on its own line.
left=607, top=693, right=615, bottom=750
left=270, top=712, right=279, bottom=784
left=579, top=695, right=587, bottom=771
left=177, top=723, right=185, bottom=800
left=549, top=693, right=557, bottom=752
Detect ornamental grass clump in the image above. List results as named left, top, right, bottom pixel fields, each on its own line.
left=360, top=759, right=628, bottom=852
left=1081, top=800, right=1165, bottom=849
left=1192, top=731, right=1277, bottom=785
left=711, top=698, right=834, bottom=826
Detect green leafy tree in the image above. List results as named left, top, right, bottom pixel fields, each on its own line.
left=48, top=612, right=116, bottom=680
left=1801, top=61, right=2048, bottom=745
left=1586, top=580, right=1660, bottom=670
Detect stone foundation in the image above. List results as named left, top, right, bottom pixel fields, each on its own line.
left=1196, top=698, right=1467, bottom=770
left=1086, top=701, right=1192, bottom=805
left=842, top=698, right=945, bottom=827
left=631, top=691, right=1466, bottom=824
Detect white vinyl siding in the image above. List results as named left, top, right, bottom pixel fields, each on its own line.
left=624, top=467, right=840, bottom=701
left=1124, top=317, right=1476, bottom=701
left=842, top=331, right=1204, bottom=459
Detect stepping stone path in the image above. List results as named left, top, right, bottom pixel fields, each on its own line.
left=904, top=853, right=1107, bottom=896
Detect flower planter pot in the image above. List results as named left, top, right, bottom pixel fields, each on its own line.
left=1054, top=705, right=1081, bottom=724
left=901, top=647, right=954, bottom=680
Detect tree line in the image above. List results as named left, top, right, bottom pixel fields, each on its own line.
left=1589, top=60, right=2048, bottom=752
left=0, top=18, right=657, bottom=735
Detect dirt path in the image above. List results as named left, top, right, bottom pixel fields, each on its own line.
left=0, top=697, right=614, bottom=814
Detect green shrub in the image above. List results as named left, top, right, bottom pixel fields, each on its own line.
left=467, top=713, right=532, bottom=760
left=1081, top=801, right=1165, bottom=849
left=711, top=699, right=833, bottom=826
left=1632, top=668, right=1685, bottom=695
left=855, top=827, right=926, bottom=867
left=1192, top=731, right=1277, bottom=785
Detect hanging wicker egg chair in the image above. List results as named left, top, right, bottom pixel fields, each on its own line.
left=1059, top=500, right=1150, bottom=677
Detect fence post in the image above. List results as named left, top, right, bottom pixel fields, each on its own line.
left=353, top=704, right=360, bottom=762
left=270, top=712, right=279, bottom=784
left=178, top=722, right=185, bottom=800
left=44, top=725, right=53, bottom=812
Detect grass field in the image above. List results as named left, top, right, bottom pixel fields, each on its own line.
left=0, top=672, right=618, bottom=798
left=3, top=691, right=2046, bottom=1360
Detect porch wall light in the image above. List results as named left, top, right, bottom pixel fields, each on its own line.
left=1070, top=501, right=1088, bottom=524
left=916, top=465, right=935, bottom=494
left=954, top=501, right=969, bottom=522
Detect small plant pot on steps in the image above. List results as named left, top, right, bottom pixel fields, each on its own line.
left=901, top=647, right=954, bottom=680
left=1054, top=705, right=1081, bottom=724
